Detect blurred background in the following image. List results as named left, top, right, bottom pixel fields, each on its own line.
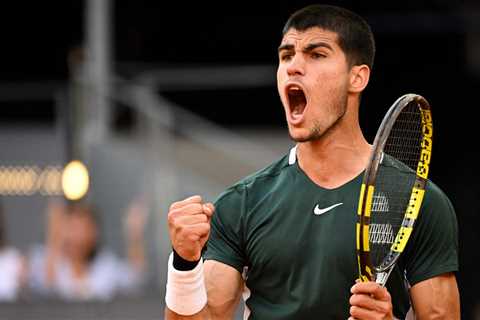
left=0, top=0, right=478, bottom=319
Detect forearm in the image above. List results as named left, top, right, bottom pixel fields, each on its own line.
left=166, top=198, right=240, bottom=320
left=45, top=201, right=66, bottom=287
left=45, top=236, right=64, bottom=287
left=165, top=302, right=238, bottom=320
left=411, top=273, right=460, bottom=319
left=165, top=258, right=241, bottom=320
left=165, top=306, right=210, bottom=320
left=126, top=236, right=146, bottom=271
left=44, top=248, right=59, bottom=287
left=165, top=279, right=240, bottom=320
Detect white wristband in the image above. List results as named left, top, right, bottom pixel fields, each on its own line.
left=165, top=252, right=207, bottom=315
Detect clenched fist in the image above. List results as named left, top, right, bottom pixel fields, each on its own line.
left=167, top=195, right=215, bottom=261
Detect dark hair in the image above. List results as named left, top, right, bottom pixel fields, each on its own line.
left=282, top=4, right=376, bottom=69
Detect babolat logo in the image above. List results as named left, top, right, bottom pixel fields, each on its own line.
left=417, top=108, right=433, bottom=179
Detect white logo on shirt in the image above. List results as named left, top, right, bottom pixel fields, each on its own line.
left=313, top=203, right=343, bottom=215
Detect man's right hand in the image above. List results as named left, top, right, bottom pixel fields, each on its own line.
left=167, top=195, right=215, bottom=261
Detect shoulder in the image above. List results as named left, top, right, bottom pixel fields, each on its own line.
left=382, top=154, right=457, bottom=223
left=402, top=179, right=459, bottom=284
left=206, top=153, right=291, bottom=265
left=424, top=180, right=455, bottom=210
left=215, top=153, right=291, bottom=208
left=417, top=179, right=458, bottom=238
left=419, top=179, right=457, bottom=229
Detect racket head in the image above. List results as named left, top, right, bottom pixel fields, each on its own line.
left=356, top=93, right=433, bottom=284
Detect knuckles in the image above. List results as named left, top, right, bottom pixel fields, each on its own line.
left=167, top=198, right=212, bottom=258
left=349, top=293, right=370, bottom=310
left=167, top=212, right=209, bottom=229
left=349, top=306, right=359, bottom=317
left=168, top=202, right=178, bottom=212
left=349, top=292, right=392, bottom=319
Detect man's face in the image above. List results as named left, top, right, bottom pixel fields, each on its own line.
left=63, top=212, right=98, bottom=260
left=277, top=27, right=351, bottom=142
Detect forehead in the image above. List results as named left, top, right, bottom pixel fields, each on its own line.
left=69, top=211, right=95, bottom=224
left=280, top=27, right=339, bottom=48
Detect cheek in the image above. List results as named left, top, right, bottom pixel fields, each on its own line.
left=312, top=69, right=349, bottom=101
left=276, top=68, right=284, bottom=95
left=314, top=67, right=340, bottom=86
left=277, top=72, right=288, bottom=108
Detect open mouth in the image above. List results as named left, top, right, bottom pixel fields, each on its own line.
left=286, top=85, right=307, bottom=119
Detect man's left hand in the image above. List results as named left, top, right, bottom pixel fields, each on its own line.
left=349, top=281, right=394, bottom=320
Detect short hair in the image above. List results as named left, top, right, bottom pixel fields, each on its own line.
left=282, top=4, right=376, bottom=69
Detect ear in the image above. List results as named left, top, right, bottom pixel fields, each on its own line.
left=348, top=64, right=370, bottom=94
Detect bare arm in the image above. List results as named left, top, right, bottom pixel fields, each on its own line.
left=124, top=199, right=147, bottom=272
left=410, top=273, right=460, bottom=319
left=165, top=260, right=243, bottom=320
left=349, top=273, right=460, bottom=320
left=165, top=195, right=243, bottom=319
left=44, top=201, right=66, bottom=287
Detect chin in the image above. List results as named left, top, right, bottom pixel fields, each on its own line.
left=290, top=135, right=316, bottom=143
left=288, top=126, right=323, bottom=143
left=288, top=130, right=312, bottom=143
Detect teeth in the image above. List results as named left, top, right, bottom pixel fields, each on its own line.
left=289, top=86, right=301, bottom=91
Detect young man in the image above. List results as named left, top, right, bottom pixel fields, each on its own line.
left=165, top=5, right=460, bottom=319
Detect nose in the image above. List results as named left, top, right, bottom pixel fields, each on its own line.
left=286, top=55, right=305, bottom=76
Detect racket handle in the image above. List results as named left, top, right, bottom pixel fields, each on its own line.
left=375, top=268, right=394, bottom=287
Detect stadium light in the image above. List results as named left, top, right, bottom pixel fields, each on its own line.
left=62, top=160, right=89, bottom=200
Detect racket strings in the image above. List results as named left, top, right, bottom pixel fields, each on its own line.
left=369, top=102, right=424, bottom=267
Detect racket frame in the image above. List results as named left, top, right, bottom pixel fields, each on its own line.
left=356, top=93, right=433, bottom=286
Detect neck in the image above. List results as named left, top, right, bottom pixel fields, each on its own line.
left=296, top=98, right=371, bottom=189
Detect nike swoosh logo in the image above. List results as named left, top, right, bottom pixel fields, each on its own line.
left=313, top=203, right=343, bottom=215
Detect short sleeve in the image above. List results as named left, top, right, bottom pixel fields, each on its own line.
left=203, top=185, right=247, bottom=273
left=401, top=181, right=459, bottom=285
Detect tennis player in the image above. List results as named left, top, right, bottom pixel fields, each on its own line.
left=165, top=5, right=460, bottom=319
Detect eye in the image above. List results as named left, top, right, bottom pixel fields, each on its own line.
left=311, top=52, right=326, bottom=59
left=280, top=53, right=293, bottom=62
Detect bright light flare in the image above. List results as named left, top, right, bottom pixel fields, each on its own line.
left=62, top=160, right=89, bottom=200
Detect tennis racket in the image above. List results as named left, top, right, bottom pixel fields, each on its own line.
left=356, top=93, right=433, bottom=286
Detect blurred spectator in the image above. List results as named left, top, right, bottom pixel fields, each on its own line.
left=28, top=199, right=147, bottom=301
left=0, top=203, right=27, bottom=301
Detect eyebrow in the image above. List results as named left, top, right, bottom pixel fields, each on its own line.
left=278, top=41, right=334, bottom=54
left=304, top=42, right=333, bottom=52
left=278, top=44, right=294, bottom=53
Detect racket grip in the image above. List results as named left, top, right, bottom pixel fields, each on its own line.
left=375, top=268, right=394, bottom=287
